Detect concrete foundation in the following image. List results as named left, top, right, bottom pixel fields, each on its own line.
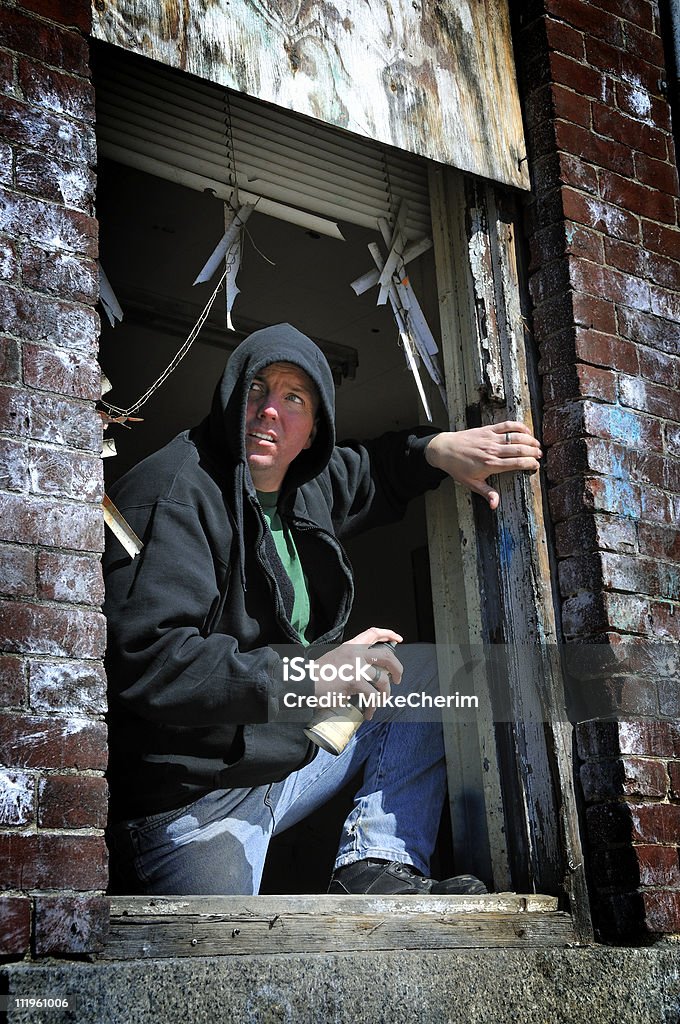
left=2, top=946, right=679, bottom=1023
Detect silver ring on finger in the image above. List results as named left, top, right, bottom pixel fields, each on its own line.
left=370, top=664, right=381, bottom=684
left=505, top=431, right=512, bottom=445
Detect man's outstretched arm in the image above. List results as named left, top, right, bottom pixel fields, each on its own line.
left=424, top=421, right=542, bottom=510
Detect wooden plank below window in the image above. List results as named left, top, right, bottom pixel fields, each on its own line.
left=100, top=894, right=577, bottom=959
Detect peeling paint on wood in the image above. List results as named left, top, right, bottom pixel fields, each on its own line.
left=92, top=0, right=529, bottom=190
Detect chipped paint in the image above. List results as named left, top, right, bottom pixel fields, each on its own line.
left=92, top=0, right=529, bottom=189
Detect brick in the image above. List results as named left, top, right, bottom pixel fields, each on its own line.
left=650, top=284, right=680, bottom=322
left=0, top=767, right=35, bottom=825
left=605, top=238, right=680, bottom=292
left=543, top=399, right=662, bottom=449
left=0, top=654, right=28, bottom=706
left=0, top=8, right=90, bottom=75
left=615, top=82, right=670, bottom=132
left=586, top=801, right=680, bottom=846
left=590, top=844, right=680, bottom=889
left=0, top=284, right=99, bottom=355
left=594, top=103, right=670, bottom=161
left=572, top=292, right=617, bottom=333
left=549, top=52, right=603, bottom=98
left=637, top=844, right=680, bottom=887
left=618, top=306, right=680, bottom=357
left=0, top=833, right=107, bottom=890
left=0, top=437, right=30, bottom=491
left=529, top=223, right=565, bottom=270
left=0, top=189, right=97, bottom=259
left=0, top=713, right=107, bottom=769
left=534, top=292, right=576, bottom=342
left=0, top=897, right=31, bottom=957
left=545, top=436, right=589, bottom=480
left=19, top=59, right=95, bottom=121
left=574, top=328, right=640, bottom=374
left=642, top=221, right=680, bottom=262
left=0, top=142, right=12, bottom=187
left=0, top=492, right=103, bottom=550
left=561, top=190, right=641, bottom=245
left=638, top=523, right=680, bottom=563
left=634, top=152, right=679, bottom=196
left=670, top=762, right=680, bottom=799
left=639, top=484, right=675, bottom=528
left=537, top=326, right=578, bottom=373
left=29, top=658, right=106, bottom=715
left=528, top=258, right=569, bottom=305
left=558, top=552, right=601, bottom=595
left=638, top=347, right=680, bottom=390
left=15, top=150, right=95, bottom=213
left=592, top=536, right=674, bottom=592
left=623, top=22, right=666, bottom=68
left=666, top=423, right=680, bottom=459
left=17, top=0, right=92, bottom=32
left=23, top=343, right=101, bottom=400
left=564, top=223, right=604, bottom=263
left=571, top=260, right=651, bottom=314
left=618, top=720, right=680, bottom=758
left=585, top=37, right=659, bottom=95
left=27, top=445, right=102, bottom=501
left=580, top=756, right=669, bottom=801
left=34, top=896, right=109, bottom=957
left=554, top=512, right=638, bottom=558
left=37, top=550, right=104, bottom=604
left=0, top=600, right=106, bottom=658
left=0, top=544, right=36, bottom=599
left=587, top=0, right=654, bottom=32
left=0, top=95, right=96, bottom=167
left=38, top=773, right=107, bottom=828
left=544, top=18, right=585, bottom=59
left=598, top=169, right=675, bottom=225
left=650, top=600, right=680, bottom=640
left=561, top=590, right=608, bottom=636
left=555, top=120, right=635, bottom=177
left=0, top=237, right=19, bottom=282
left=0, top=335, right=21, bottom=383
left=596, top=892, right=646, bottom=940
left=552, top=83, right=591, bottom=127
left=0, top=386, right=102, bottom=452
left=545, top=0, right=624, bottom=45
left=544, top=363, right=617, bottom=409
left=619, top=373, right=680, bottom=420
left=560, top=152, right=600, bottom=194
left=642, top=890, right=680, bottom=934
left=21, top=243, right=98, bottom=304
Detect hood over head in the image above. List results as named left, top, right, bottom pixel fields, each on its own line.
left=207, top=323, right=336, bottom=495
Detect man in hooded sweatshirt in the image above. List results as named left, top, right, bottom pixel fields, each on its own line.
left=104, top=323, right=542, bottom=896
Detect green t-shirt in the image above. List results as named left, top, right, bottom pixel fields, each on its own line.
left=257, top=491, right=311, bottom=644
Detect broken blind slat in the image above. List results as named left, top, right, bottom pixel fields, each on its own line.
left=95, top=47, right=431, bottom=240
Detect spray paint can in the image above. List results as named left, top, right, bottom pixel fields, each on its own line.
left=303, top=640, right=397, bottom=756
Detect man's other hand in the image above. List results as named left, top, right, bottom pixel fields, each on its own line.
left=424, top=422, right=543, bottom=510
left=312, top=627, right=403, bottom=720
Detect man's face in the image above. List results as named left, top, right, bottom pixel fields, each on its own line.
left=245, top=362, right=319, bottom=492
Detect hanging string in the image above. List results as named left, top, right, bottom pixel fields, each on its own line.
left=100, top=264, right=229, bottom=419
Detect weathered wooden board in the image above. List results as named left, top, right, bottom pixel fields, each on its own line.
left=92, top=0, right=530, bottom=191
left=101, top=894, right=576, bottom=959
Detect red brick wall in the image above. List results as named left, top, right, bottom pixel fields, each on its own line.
left=0, top=0, right=108, bottom=956
left=515, top=0, right=680, bottom=939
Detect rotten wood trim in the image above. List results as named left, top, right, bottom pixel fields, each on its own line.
left=427, top=166, right=594, bottom=944
left=100, top=894, right=577, bottom=959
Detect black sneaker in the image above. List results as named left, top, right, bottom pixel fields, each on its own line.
left=328, top=858, right=488, bottom=895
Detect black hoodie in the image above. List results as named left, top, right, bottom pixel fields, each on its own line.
left=103, top=324, right=446, bottom=819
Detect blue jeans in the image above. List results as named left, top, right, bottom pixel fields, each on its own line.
left=108, top=646, right=447, bottom=895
